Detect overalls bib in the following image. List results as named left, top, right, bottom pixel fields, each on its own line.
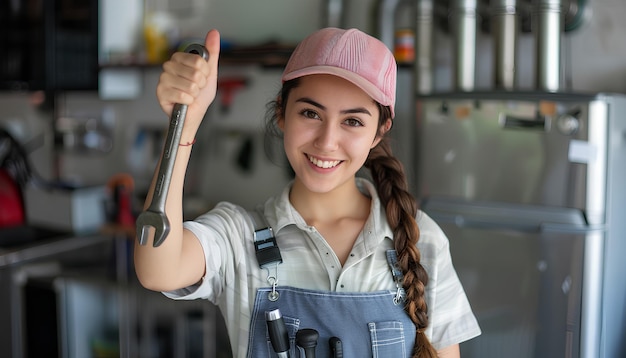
left=245, top=211, right=416, bottom=358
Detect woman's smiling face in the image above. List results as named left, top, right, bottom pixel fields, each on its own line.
left=278, top=74, right=384, bottom=195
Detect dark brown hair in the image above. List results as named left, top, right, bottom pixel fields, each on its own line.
left=267, top=78, right=437, bottom=357
left=366, top=104, right=438, bottom=358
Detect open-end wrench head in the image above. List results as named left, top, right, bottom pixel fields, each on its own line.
left=136, top=210, right=171, bottom=247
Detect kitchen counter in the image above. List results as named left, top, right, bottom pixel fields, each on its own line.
left=0, top=226, right=111, bottom=267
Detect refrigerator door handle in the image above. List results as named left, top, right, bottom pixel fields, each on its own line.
left=539, top=222, right=601, bottom=234
left=430, top=212, right=543, bottom=232
left=499, top=112, right=547, bottom=131
left=428, top=212, right=591, bottom=234
left=422, top=197, right=588, bottom=232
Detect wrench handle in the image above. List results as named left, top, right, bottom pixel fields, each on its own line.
left=144, top=44, right=209, bottom=212
left=139, top=44, right=209, bottom=247
left=148, top=44, right=209, bottom=213
left=147, top=102, right=187, bottom=212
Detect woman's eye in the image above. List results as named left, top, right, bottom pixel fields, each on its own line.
left=344, top=118, right=364, bottom=127
left=301, top=109, right=320, bottom=119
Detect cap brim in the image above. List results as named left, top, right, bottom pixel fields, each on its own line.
left=282, top=65, right=395, bottom=118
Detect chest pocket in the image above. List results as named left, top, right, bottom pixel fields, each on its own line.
left=369, top=321, right=408, bottom=357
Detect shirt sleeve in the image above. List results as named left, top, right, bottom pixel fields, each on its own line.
left=162, top=201, right=251, bottom=304
left=416, top=211, right=482, bottom=350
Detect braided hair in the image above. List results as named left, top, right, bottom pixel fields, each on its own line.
left=365, top=104, right=438, bottom=358
left=267, top=79, right=437, bottom=357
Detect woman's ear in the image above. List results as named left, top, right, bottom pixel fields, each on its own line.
left=383, top=118, right=392, bottom=133
left=371, top=118, right=392, bottom=148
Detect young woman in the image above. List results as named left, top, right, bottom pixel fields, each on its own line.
left=134, top=27, right=480, bottom=358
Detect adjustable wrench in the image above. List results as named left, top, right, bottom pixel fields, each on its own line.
left=136, top=44, right=209, bottom=247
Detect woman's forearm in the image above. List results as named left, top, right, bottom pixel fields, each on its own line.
left=133, top=135, right=205, bottom=291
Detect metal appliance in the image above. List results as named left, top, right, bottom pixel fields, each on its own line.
left=414, top=91, right=626, bottom=357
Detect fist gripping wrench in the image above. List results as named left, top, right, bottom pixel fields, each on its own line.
left=136, top=44, right=209, bottom=247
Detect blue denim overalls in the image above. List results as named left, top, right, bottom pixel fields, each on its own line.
left=245, top=211, right=416, bottom=358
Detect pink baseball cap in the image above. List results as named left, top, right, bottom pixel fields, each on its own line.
left=282, top=27, right=397, bottom=118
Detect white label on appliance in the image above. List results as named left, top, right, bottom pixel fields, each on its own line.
left=568, top=140, right=597, bottom=164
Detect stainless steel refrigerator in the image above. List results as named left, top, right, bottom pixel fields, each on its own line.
left=414, top=92, right=626, bottom=358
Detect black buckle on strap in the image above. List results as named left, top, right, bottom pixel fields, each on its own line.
left=254, top=227, right=283, bottom=268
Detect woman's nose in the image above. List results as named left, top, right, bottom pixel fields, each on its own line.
left=314, top=122, right=339, bottom=151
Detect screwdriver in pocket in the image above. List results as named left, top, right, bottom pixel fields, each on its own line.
left=329, top=336, right=343, bottom=358
left=266, top=308, right=290, bottom=358
left=296, top=328, right=319, bottom=358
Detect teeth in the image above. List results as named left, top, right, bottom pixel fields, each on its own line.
left=309, top=155, right=340, bottom=169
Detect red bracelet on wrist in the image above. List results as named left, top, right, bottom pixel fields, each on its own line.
left=179, top=139, right=196, bottom=146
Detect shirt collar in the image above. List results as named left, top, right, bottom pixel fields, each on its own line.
left=264, top=178, right=394, bottom=248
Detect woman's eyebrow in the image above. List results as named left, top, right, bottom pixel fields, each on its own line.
left=295, top=97, right=372, bottom=116
left=342, top=107, right=372, bottom=116
left=295, top=97, right=325, bottom=110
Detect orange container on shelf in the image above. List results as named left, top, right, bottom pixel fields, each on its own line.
left=394, top=29, right=415, bottom=64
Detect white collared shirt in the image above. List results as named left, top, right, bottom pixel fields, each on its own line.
left=165, top=178, right=480, bottom=357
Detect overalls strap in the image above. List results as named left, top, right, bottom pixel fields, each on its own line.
left=386, top=249, right=407, bottom=305
left=248, top=208, right=282, bottom=268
